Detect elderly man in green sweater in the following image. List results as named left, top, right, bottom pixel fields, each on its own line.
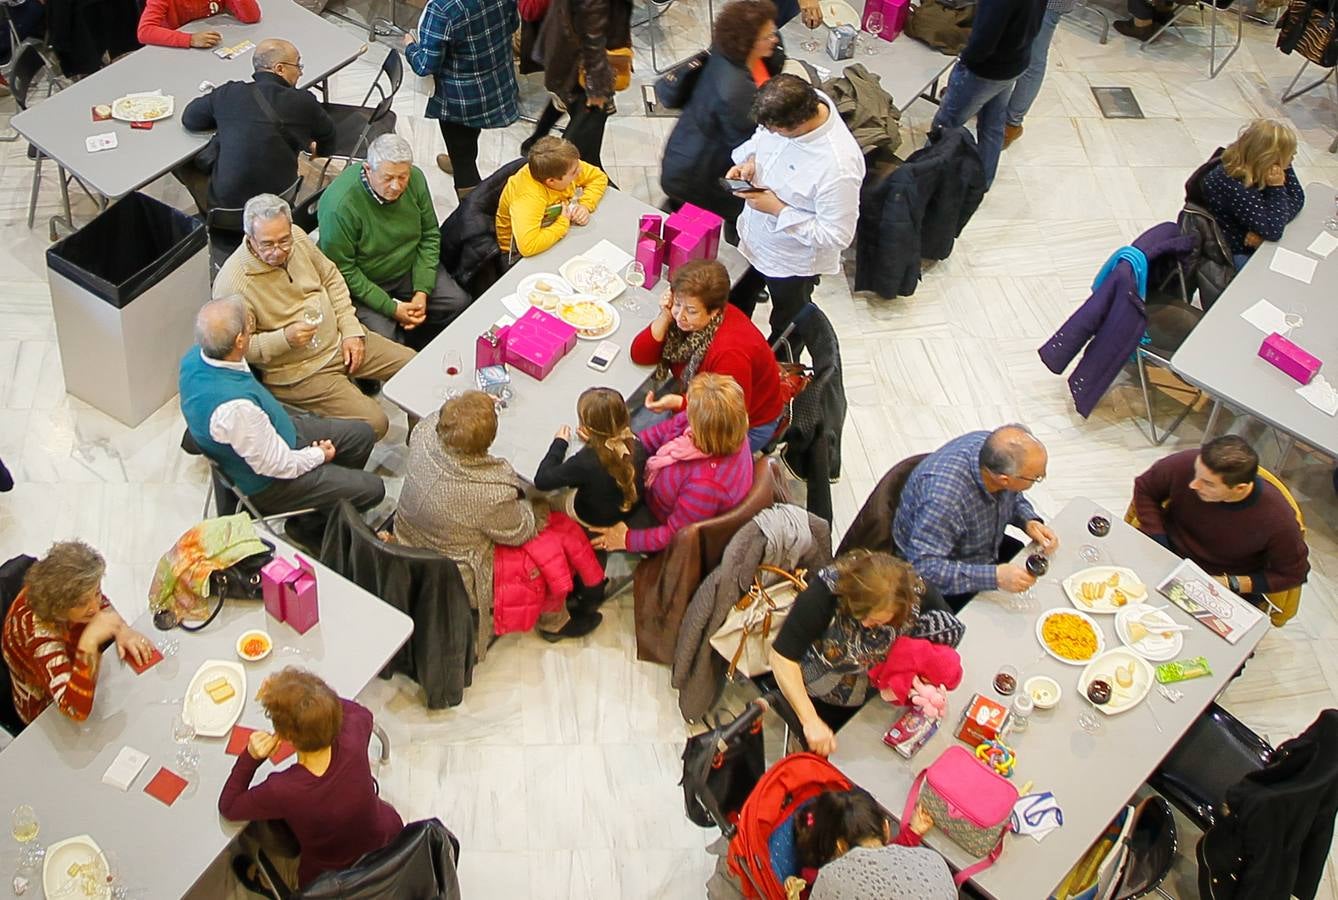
left=317, top=133, right=470, bottom=350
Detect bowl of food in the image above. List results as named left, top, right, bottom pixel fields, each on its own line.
left=1023, top=675, right=1062, bottom=709
left=557, top=296, right=619, bottom=339
left=236, top=629, right=273, bottom=662
left=1035, top=607, right=1105, bottom=665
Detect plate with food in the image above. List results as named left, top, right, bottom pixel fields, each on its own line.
left=44, top=834, right=109, bottom=900
left=516, top=273, right=573, bottom=313
left=1114, top=606, right=1185, bottom=661
left=1062, top=566, right=1148, bottom=614
left=236, top=629, right=273, bottom=662
left=559, top=256, right=626, bottom=302
left=821, top=0, right=862, bottom=26
left=1077, top=648, right=1155, bottom=715
left=183, top=659, right=246, bottom=737
left=1035, top=607, right=1105, bottom=666
left=111, top=91, right=174, bottom=123
left=557, top=295, right=620, bottom=340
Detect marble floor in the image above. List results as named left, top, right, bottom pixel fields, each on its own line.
left=4, top=1, right=1338, bottom=896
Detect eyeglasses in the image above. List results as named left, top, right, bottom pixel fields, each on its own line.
left=252, top=235, right=293, bottom=253
left=276, top=59, right=304, bottom=73
left=1011, top=472, right=1046, bottom=485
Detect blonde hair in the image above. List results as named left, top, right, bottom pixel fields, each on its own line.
left=436, top=391, right=498, bottom=455
left=686, top=373, right=749, bottom=457
left=577, top=387, right=639, bottom=512
left=831, top=549, right=922, bottom=626
left=1221, top=119, right=1296, bottom=190
left=528, top=136, right=581, bottom=182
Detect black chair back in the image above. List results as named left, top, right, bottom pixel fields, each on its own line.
left=1115, top=796, right=1177, bottom=899
left=9, top=43, right=46, bottom=111
left=0, top=554, right=37, bottom=736
left=1149, top=702, right=1273, bottom=831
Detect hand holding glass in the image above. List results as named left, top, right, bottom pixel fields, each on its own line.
left=302, top=304, right=324, bottom=350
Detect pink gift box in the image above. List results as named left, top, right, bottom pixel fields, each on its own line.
left=284, top=555, right=319, bottom=635
left=636, top=236, right=664, bottom=289
left=638, top=214, right=663, bottom=241
left=684, top=205, right=723, bottom=259
left=863, top=0, right=909, bottom=40
left=505, top=307, right=576, bottom=380
left=1259, top=332, right=1322, bottom=385
left=476, top=324, right=510, bottom=369
left=667, top=228, right=710, bottom=278
left=665, top=204, right=723, bottom=266
left=261, top=557, right=297, bottom=622
left=514, top=306, right=576, bottom=352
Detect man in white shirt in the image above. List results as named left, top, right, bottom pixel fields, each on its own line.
left=179, top=296, right=385, bottom=546
left=726, top=74, right=865, bottom=341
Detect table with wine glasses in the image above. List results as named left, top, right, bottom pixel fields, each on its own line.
left=382, top=186, right=748, bottom=479
left=0, top=535, right=412, bottom=899
left=1170, top=182, right=1338, bottom=459
left=828, top=497, right=1270, bottom=900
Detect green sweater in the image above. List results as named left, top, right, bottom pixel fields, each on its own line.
left=316, top=163, right=441, bottom=318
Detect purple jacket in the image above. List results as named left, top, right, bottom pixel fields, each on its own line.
left=1038, top=223, right=1197, bottom=417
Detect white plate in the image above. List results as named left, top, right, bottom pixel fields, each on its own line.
left=1078, top=648, right=1155, bottom=715
left=44, top=834, right=108, bottom=900
left=516, top=273, right=573, bottom=312
left=1062, top=566, right=1149, bottom=614
left=1114, top=606, right=1185, bottom=661
left=822, top=0, right=862, bottom=26
left=236, top=629, right=273, bottom=662
left=111, top=91, right=174, bottom=123
left=183, top=659, right=246, bottom=737
left=555, top=295, right=620, bottom=341
left=559, top=256, right=627, bottom=302
left=1035, top=607, right=1106, bottom=666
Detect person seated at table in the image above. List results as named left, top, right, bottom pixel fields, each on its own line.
left=630, top=259, right=785, bottom=451
left=181, top=296, right=386, bottom=551
left=214, top=193, right=416, bottom=441
left=893, top=425, right=1058, bottom=613
left=660, top=0, right=783, bottom=236
left=534, top=386, right=648, bottom=528
left=794, top=789, right=954, bottom=900
left=768, top=549, right=963, bottom=757
left=137, top=0, right=260, bottom=48
left=1196, top=119, right=1305, bottom=271
left=181, top=38, right=336, bottom=212
left=1133, top=436, right=1309, bottom=602
left=219, top=668, right=404, bottom=893
left=1, top=541, right=156, bottom=725
left=494, top=136, right=609, bottom=258
left=394, top=391, right=606, bottom=643
left=590, top=372, right=754, bottom=555
left=317, top=134, right=470, bottom=351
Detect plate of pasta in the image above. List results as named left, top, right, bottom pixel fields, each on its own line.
left=1035, top=608, right=1105, bottom=666
left=556, top=295, right=619, bottom=339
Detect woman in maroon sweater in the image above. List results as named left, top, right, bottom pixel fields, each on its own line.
left=630, top=259, right=785, bottom=451
left=219, top=668, right=403, bottom=891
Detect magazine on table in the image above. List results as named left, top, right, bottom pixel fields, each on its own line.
left=1156, top=559, right=1265, bottom=645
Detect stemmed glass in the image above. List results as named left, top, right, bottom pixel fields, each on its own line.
left=1284, top=302, right=1306, bottom=334
left=1077, top=678, right=1111, bottom=735
left=1079, top=514, right=1111, bottom=565
left=171, top=712, right=200, bottom=774
left=1011, top=551, right=1048, bottom=611
left=623, top=261, right=653, bottom=317
left=302, top=303, right=324, bottom=350
left=103, top=850, right=132, bottom=900
left=863, top=11, right=884, bottom=54
left=440, top=349, right=463, bottom=400
left=11, top=804, right=43, bottom=873
left=801, top=14, right=822, bottom=52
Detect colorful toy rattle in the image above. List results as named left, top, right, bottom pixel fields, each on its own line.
left=975, top=739, right=1016, bottom=778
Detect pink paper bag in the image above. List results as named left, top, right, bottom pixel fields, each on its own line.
left=260, top=557, right=297, bottom=622
left=864, top=0, right=909, bottom=40
left=283, top=555, right=319, bottom=635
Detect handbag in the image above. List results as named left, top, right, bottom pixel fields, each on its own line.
left=578, top=46, right=635, bottom=93
left=152, top=541, right=276, bottom=632
left=680, top=706, right=766, bottom=827
left=709, top=565, right=807, bottom=679
left=902, top=744, right=1018, bottom=886
left=653, top=50, right=709, bottom=110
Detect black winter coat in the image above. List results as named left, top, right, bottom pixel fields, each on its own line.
left=535, top=0, right=633, bottom=101
left=439, top=157, right=526, bottom=296
left=854, top=126, right=985, bottom=298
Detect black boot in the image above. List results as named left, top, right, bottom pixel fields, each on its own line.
left=571, top=578, right=608, bottom=616
left=538, top=611, right=603, bottom=642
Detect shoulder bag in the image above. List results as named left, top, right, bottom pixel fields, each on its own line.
left=710, top=565, right=807, bottom=679
left=902, top=744, right=1018, bottom=885
left=152, top=541, right=276, bottom=632
left=653, top=50, right=710, bottom=109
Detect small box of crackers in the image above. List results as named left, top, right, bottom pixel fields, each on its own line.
left=955, top=693, right=1010, bottom=747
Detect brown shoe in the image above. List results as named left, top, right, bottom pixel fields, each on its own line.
left=1003, top=124, right=1023, bottom=149
left=1113, top=18, right=1159, bottom=39
left=435, top=153, right=453, bottom=174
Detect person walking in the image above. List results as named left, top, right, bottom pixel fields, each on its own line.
left=1003, top=0, right=1075, bottom=148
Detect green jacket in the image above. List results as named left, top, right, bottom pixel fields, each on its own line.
left=317, top=163, right=441, bottom=317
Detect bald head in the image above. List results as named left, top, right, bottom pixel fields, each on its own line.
left=979, top=424, right=1047, bottom=487
left=254, top=39, right=299, bottom=80
left=196, top=296, right=248, bottom=360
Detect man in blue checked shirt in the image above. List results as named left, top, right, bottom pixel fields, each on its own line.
left=893, top=425, right=1059, bottom=612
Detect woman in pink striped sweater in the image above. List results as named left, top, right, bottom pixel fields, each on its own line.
left=591, top=373, right=754, bottom=554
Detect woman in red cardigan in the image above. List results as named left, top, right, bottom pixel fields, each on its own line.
left=630, top=259, right=784, bottom=451
left=137, top=0, right=260, bottom=49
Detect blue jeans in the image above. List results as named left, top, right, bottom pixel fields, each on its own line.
left=1007, top=8, right=1064, bottom=127
left=932, top=64, right=1016, bottom=188
left=747, top=414, right=783, bottom=452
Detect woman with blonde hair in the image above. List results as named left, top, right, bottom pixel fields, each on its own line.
left=534, top=387, right=647, bottom=527
left=1200, top=119, right=1305, bottom=269
left=590, top=372, right=754, bottom=554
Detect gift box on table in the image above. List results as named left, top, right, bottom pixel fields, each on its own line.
left=476, top=323, right=510, bottom=369
left=954, top=693, right=1010, bottom=747
left=863, top=0, right=909, bottom=40
left=260, top=554, right=320, bottom=634
left=504, top=307, right=577, bottom=381
left=664, top=204, right=724, bottom=278
left=1259, top=332, right=1321, bottom=385
left=637, top=214, right=666, bottom=289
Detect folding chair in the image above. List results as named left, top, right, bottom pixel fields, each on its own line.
left=10, top=43, right=94, bottom=238
left=179, top=429, right=315, bottom=535
left=205, top=176, right=303, bottom=278
left=317, top=49, right=403, bottom=184
left=1138, top=0, right=1242, bottom=78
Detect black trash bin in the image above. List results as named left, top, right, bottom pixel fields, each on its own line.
left=46, top=192, right=209, bottom=426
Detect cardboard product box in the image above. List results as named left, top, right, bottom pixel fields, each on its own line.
left=283, top=555, right=319, bottom=635
left=827, top=25, right=857, bottom=59
left=1259, top=332, right=1321, bottom=384
left=636, top=236, right=665, bottom=289
left=260, top=557, right=297, bottom=622
left=955, top=693, right=1011, bottom=747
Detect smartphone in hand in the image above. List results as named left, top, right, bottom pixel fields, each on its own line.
left=719, top=177, right=762, bottom=193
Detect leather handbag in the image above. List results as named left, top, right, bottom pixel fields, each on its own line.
left=1280, top=0, right=1338, bottom=66
left=152, top=541, right=276, bottom=632
left=653, top=50, right=709, bottom=109
left=579, top=47, right=635, bottom=93
left=709, top=565, right=807, bottom=679
left=902, top=744, right=1018, bottom=885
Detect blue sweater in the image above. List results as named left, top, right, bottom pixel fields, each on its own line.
left=1200, top=161, right=1305, bottom=257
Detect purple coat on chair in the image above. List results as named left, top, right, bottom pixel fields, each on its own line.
left=1038, top=222, right=1197, bottom=418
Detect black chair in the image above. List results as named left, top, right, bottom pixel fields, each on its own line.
left=291, top=186, right=327, bottom=234
left=205, top=175, right=303, bottom=279
left=1115, top=796, right=1177, bottom=899
left=179, top=429, right=315, bottom=534
left=1148, top=702, right=1273, bottom=831
left=319, top=49, right=402, bottom=173
left=0, top=554, right=37, bottom=737
left=438, top=157, right=526, bottom=298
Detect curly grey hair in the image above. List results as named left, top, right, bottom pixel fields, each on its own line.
left=367, top=133, right=413, bottom=171
left=242, top=193, right=292, bottom=239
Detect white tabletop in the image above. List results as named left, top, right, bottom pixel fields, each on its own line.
left=829, top=497, right=1270, bottom=899
left=779, top=21, right=956, bottom=113
left=11, top=0, right=368, bottom=200
left=0, top=536, right=412, bottom=899
left=1172, top=182, right=1338, bottom=457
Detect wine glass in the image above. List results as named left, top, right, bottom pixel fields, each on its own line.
left=102, top=850, right=131, bottom=900
left=801, top=14, right=822, bottom=52
left=623, top=260, right=653, bottom=317
left=1077, top=678, right=1111, bottom=735
left=1078, top=544, right=1103, bottom=564
left=1011, top=551, right=1048, bottom=611
left=302, top=304, right=324, bottom=350
left=1284, top=302, right=1306, bottom=334
left=171, top=712, right=200, bottom=773
left=863, top=11, right=884, bottom=54
left=12, top=804, right=42, bottom=873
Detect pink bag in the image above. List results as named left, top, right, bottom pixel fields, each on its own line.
left=864, top=0, right=909, bottom=40
left=901, top=744, right=1017, bottom=885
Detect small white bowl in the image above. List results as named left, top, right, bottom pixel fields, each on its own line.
left=1025, top=675, right=1062, bottom=709
left=236, top=629, right=273, bottom=662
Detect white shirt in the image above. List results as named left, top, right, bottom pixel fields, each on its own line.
left=731, top=92, right=866, bottom=278
left=200, top=352, right=325, bottom=480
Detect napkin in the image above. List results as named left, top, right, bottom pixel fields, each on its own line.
left=1270, top=247, right=1317, bottom=283
left=271, top=740, right=296, bottom=764
left=1297, top=375, right=1338, bottom=416
left=226, top=725, right=295, bottom=763
left=1308, top=230, right=1338, bottom=258
left=144, top=767, right=189, bottom=806
left=102, top=746, right=149, bottom=791
left=1240, top=299, right=1288, bottom=335
left=126, top=644, right=163, bottom=675
left=1011, top=792, right=1064, bottom=842
left=583, top=239, right=634, bottom=273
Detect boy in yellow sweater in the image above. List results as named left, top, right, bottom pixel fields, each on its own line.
left=496, top=137, right=609, bottom=258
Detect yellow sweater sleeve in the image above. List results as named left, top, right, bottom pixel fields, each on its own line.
left=509, top=182, right=570, bottom=258
left=576, top=161, right=609, bottom=213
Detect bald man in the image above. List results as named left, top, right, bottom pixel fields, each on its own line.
left=893, top=425, right=1058, bottom=612
left=180, top=38, right=335, bottom=211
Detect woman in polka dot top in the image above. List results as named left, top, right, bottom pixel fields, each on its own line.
left=1199, top=119, right=1305, bottom=269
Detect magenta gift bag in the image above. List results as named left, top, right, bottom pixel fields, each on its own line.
left=864, top=0, right=908, bottom=40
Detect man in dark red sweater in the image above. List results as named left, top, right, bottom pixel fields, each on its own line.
left=137, top=0, right=260, bottom=49
left=1132, top=436, right=1309, bottom=600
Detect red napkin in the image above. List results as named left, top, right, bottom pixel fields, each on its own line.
left=144, top=767, right=188, bottom=806
left=126, top=644, right=163, bottom=675
left=272, top=740, right=296, bottom=764
left=226, top=725, right=256, bottom=756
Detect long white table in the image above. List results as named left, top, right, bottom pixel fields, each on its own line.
left=0, top=536, right=412, bottom=898
left=830, top=497, right=1270, bottom=899
left=11, top=0, right=367, bottom=202
left=780, top=21, right=956, bottom=114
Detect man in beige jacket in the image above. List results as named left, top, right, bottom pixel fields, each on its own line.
left=213, top=193, right=415, bottom=439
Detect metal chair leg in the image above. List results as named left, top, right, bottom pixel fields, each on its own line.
left=1136, top=348, right=1200, bottom=446
left=372, top=723, right=391, bottom=763
left=1204, top=398, right=1223, bottom=437
left=1207, top=1, right=1242, bottom=79
left=27, top=153, right=41, bottom=229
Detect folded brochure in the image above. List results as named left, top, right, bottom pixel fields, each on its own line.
left=1156, top=558, right=1264, bottom=644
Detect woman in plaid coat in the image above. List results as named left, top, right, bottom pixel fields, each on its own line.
left=404, top=0, right=520, bottom=195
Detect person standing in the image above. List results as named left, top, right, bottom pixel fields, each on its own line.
left=930, top=0, right=1044, bottom=188
left=1003, top=0, right=1075, bottom=148
left=404, top=0, right=520, bottom=197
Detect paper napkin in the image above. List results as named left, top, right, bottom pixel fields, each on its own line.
left=226, top=724, right=257, bottom=756
left=583, top=239, right=634, bottom=273
left=1011, top=792, right=1064, bottom=842
left=102, top=746, right=149, bottom=791
left=1298, top=375, right=1338, bottom=416
left=1270, top=247, right=1318, bottom=283
left=127, top=644, right=163, bottom=675
left=144, top=767, right=188, bottom=806
left=1240, top=299, right=1288, bottom=335
left=1308, top=230, right=1338, bottom=258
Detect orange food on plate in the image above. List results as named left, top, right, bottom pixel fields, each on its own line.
left=1042, top=613, right=1099, bottom=661
left=242, top=636, right=269, bottom=657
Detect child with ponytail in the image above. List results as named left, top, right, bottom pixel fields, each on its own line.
left=534, top=387, right=647, bottom=528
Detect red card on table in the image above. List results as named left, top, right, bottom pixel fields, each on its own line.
left=144, top=767, right=188, bottom=806
left=226, top=725, right=256, bottom=756
left=272, top=740, right=296, bottom=764
left=126, top=644, right=163, bottom=675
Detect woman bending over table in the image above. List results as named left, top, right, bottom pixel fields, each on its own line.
left=534, top=386, right=648, bottom=528
left=591, top=372, right=754, bottom=554
left=768, top=550, right=964, bottom=757
left=219, top=668, right=404, bottom=892
left=1198, top=119, right=1305, bottom=271
left=1, top=541, right=155, bottom=725
left=630, top=259, right=785, bottom=452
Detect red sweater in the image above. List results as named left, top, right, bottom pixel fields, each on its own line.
left=630, top=305, right=784, bottom=427
left=137, top=0, right=261, bottom=48
left=1, top=590, right=107, bottom=724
